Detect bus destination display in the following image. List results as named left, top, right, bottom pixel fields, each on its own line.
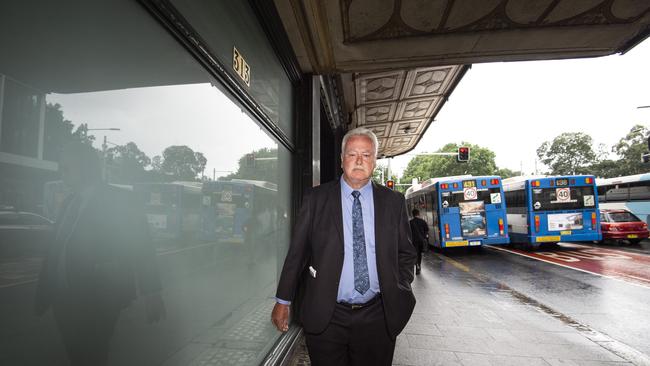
left=462, top=180, right=476, bottom=188
left=555, top=178, right=569, bottom=187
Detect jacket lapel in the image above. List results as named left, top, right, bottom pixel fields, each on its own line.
left=373, top=182, right=388, bottom=266
left=331, top=181, right=344, bottom=245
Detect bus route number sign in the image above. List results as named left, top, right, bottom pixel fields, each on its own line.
left=462, top=180, right=476, bottom=188
left=556, top=188, right=570, bottom=202
left=555, top=178, right=569, bottom=186
left=233, top=47, right=251, bottom=86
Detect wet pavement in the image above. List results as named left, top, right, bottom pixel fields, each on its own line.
left=288, top=241, right=650, bottom=365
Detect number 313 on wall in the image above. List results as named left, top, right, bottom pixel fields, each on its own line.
left=233, top=47, right=251, bottom=87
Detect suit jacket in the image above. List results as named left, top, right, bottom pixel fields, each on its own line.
left=276, top=179, right=416, bottom=338
left=35, top=184, right=161, bottom=314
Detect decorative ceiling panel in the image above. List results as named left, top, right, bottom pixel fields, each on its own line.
left=353, top=64, right=465, bottom=158
left=395, top=97, right=442, bottom=120
left=356, top=102, right=397, bottom=125
left=400, top=67, right=456, bottom=99
left=355, top=70, right=405, bottom=105
left=389, top=119, right=426, bottom=137
left=365, top=123, right=391, bottom=138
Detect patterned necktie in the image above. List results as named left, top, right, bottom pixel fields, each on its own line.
left=351, top=190, right=370, bottom=294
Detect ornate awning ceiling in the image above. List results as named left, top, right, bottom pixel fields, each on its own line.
left=274, top=0, right=650, bottom=157
left=353, top=65, right=466, bottom=157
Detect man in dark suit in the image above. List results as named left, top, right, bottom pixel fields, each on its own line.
left=409, top=209, right=429, bottom=274
left=35, top=142, right=164, bottom=366
left=271, top=127, right=416, bottom=365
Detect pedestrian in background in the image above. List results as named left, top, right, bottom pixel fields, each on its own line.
left=409, top=208, right=429, bottom=274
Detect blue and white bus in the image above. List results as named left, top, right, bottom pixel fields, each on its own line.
left=597, top=173, right=650, bottom=225
left=405, top=175, right=509, bottom=249
left=503, top=175, right=601, bottom=246
left=133, top=181, right=202, bottom=241
left=200, top=179, right=277, bottom=242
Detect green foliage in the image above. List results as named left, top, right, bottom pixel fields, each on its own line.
left=537, top=127, right=649, bottom=178
left=588, top=159, right=620, bottom=179
left=402, top=142, right=498, bottom=184
left=610, top=124, right=648, bottom=176
left=105, top=142, right=152, bottom=183
left=536, top=132, right=597, bottom=175
left=159, top=145, right=208, bottom=181
left=228, top=147, right=278, bottom=183
left=43, top=104, right=94, bottom=161
left=494, top=168, right=521, bottom=179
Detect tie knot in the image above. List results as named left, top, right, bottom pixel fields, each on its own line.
left=351, top=190, right=360, bottom=199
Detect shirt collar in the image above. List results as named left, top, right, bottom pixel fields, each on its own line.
left=340, top=176, right=373, bottom=199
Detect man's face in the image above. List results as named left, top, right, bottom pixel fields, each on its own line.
left=341, top=135, right=376, bottom=188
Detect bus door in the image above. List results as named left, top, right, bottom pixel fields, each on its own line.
left=425, top=192, right=439, bottom=246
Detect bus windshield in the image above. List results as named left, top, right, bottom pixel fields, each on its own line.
left=531, top=186, right=596, bottom=212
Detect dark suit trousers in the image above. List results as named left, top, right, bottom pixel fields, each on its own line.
left=305, top=297, right=395, bottom=366
left=52, top=291, right=121, bottom=366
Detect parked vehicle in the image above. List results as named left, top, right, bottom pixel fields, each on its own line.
left=599, top=209, right=648, bottom=245
left=0, top=210, right=54, bottom=258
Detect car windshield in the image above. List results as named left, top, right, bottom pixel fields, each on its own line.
left=606, top=212, right=641, bottom=223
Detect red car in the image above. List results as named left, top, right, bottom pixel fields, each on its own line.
left=600, top=209, right=649, bottom=244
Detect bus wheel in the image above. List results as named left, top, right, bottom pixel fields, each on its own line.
left=524, top=242, right=541, bottom=251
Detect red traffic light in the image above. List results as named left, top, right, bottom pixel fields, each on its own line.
left=386, top=180, right=395, bottom=189
left=457, top=146, right=470, bottom=162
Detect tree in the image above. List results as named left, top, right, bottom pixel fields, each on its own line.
left=588, top=159, right=621, bottom=179
left=494, top=168, right=521, bottom=179
left=611, top=124, right=648, bottom=176
left=159, top=145, right=208, bottom=181
left=536, top=132, right=597, bottom=175
left=228, top=147, right=278, bottom=183
left=105, top=142, right=151, bottom=183
left=43, top=103, right=94, bottom=161
left=402, top=142, right=498, bottom=184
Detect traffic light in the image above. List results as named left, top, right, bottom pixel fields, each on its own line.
left=246, top=153, right=256, bottom=167
left=457, top=146, right=470, bottom=162
left=386, top=180, right=395, bottom=190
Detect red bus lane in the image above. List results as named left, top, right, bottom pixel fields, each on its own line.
left=492, top=243, right=650, bottom=288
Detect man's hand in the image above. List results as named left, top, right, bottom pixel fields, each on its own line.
left=271, top=303, right=290, bottom=332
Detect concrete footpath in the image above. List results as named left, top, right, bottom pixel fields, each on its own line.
left=288, top=251, right=646, bottom=366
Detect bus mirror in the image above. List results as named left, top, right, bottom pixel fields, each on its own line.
left=642, top=153, right=650, bottom=164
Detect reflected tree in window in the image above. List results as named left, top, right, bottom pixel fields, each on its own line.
left=105, top=142, right=152, bottom=184
left=156, top=145, right=207, bottom=181
left=43, top=103, right=95, bottom=161
left=228, top=147, right=278, bottom=183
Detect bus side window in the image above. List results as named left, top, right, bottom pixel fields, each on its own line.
left=628, top=181, right=650, bottom=201
left=597, top=186, right=608, bottom=202
left=607, top=184, right=629, bottom=202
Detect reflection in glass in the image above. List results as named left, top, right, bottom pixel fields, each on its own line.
left=0, top=0, right=291, bottom=365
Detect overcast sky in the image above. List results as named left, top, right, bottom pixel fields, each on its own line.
left=49, top=38, right=649, bottom=181
left=382, top=39, right=650, bottom=177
